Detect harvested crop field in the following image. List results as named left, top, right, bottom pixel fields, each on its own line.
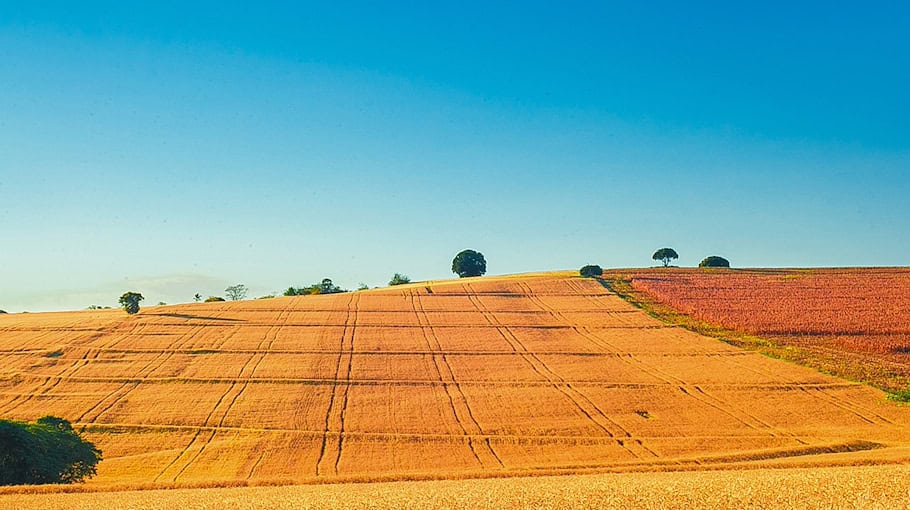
left=1, top=271, right=910, bottom=506
left=6, top=464, right=910, bottom=509
left=618, top=268, right=910, bottom=393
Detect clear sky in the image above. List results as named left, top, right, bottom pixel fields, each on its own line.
left=1, top=2, right=908, bottom=312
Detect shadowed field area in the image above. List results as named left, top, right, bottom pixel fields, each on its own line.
left=1, top=271, right=909, bottom=505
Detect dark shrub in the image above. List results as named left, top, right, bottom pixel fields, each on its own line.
left=699, top=256, right=730, bottom=268
left=0, top=416, right=101, bottom=485
left=579, top=264, right=603, bottom=277
left=389, top=273, right=411, bottom=286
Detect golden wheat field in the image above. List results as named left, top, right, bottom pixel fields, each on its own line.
left=2, top=272, right=910, bottom=507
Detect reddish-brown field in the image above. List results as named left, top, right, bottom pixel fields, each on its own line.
left=623, top=268, right=910, bottom=393
left=1, top=271, right=909, bottom=508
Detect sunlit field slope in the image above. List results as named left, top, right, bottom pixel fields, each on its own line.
left=616, top=268, right=910, bottom=394
left=1, top=272, right=909, bottom=496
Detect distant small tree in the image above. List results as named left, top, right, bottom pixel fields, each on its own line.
left=652, top=248, right=679, bottom=267
left=204, top=296, right=226, bottom=302
left=317, top=278, right=343, bottom=294
left=579, top=264, right=603, bottom=277
left=357, top=283, right=369, bottom=291
left=118, top=292, right=144, bottom=315
left=452, top=249, right=487, bottom=278
left=225, top=284, right=248, bottom=301
left=389, top=273, right=411, bottom=286
left=157, top=301, right=167, bottom=306
left=699, top=255, right=730, bottom=268
left=193, top=293, right=202, bottom=302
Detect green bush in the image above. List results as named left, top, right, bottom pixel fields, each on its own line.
left=389, top=273, right=411, bottom=286
left=204, top=296, right=226, bottom=302
left=579, top=264, right=603, bottom=277
left=699, top=256, right=730, bottom=268
left=0, top=416, right=102, bottom=485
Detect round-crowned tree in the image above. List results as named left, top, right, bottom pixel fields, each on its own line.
left=579, top=264, right=603, bottom=277
left=118, top=292, right=144, bottom=315
left=699, top=255, right=730, bottom=268
left=452, top=249, right=487, bottom=278
left=652, top=248, right=679, bottom=267
left=205, top=296, right=226, bottom=302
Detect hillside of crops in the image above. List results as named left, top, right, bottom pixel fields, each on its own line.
left=619, top=268, right=910, bottom=394
left=1, top=271, right=909, bottom=504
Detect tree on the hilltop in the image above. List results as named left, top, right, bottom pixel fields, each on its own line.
left=389, top=273, right=411, bottom=286
left=0, top=416, right=102, bottom=485
left=316, top=278, right=344, bottom=294
left=652, top=248, right=679, bottom=267
left=118, top=292, right=144, bottom=315
left=452, top=249, right=487, bottom=278
left=699, top=255, right=730, bottom=268
left=225, top=284, right=248, bottom=301
left=205, top=296, right=226, bottom=302
left=579, top=264, right=603, bottom=278
left=193, top=293, right=202, bottom=302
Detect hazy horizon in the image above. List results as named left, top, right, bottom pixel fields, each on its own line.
left=2, top=2, right=908, bottom=312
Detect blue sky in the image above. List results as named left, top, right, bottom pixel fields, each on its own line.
left=1, top=2, right=908, bottom=311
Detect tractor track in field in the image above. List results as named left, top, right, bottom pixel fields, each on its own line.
left=151, top=309, right=256, bottom=483
left=331, top=293, right=359, bottom=475
left=466, top=284, right=652, bottom=460
left=0, top=372, right=860, bottom=390
left=76, top=312, right=229, bottom=428
left=411, top=289, right=503, bottom=469
left=0, top=316, right=147, bottom=414
left=723, top=347, right=904, bottom=429
left=170, top=304, right=294, bottom=483
left=579, top=323, right=803, bottom=444
left=3, top=347, right=747, bottom=357
left=76, top=420, right=841, bottom=446
left=315, top=293, right=358, bottom=477
left=0, top=344, right=100, bottom=416
left=514, top=282, right=658, bottom=458
left=568, top=288, right=811, bottom=446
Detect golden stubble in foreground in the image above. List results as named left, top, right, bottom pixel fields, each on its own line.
left=4, top=465, right=910, bottom=509
left=1, top=272, right=909, bottom=505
